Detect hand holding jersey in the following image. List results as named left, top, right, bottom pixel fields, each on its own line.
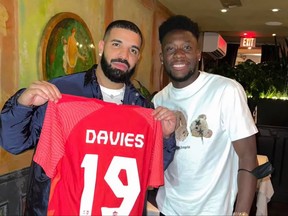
left=17, top=81, right=62, bottom=107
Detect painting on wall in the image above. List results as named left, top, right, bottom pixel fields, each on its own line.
left=40, top=12, right=96, bottom=80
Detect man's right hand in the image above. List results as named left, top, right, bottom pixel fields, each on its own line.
left=17, top=81, right=62, bottom=107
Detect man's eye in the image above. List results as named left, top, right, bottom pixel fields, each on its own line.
left=165, top=47, right=175, bottom=53
left=131, top=48, right=139, bottom=55
left=184, top=45, right=192, bottom=51
left=112, top=42, right=120, bottom=47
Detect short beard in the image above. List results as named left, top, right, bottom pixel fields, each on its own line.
left=100, top=53, right=136, bottom=83
left=165, top=67, right=196, bottom=82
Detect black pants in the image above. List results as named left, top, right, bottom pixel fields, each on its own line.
left=160, top=212, right=165, bottom=216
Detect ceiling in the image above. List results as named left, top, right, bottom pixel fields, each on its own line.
left=158, top=0, right=288, bottom=45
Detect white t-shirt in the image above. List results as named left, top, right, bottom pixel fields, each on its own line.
left=153, top=71, right=258, bottom=215
left=100, top=84, right=125, bottom=105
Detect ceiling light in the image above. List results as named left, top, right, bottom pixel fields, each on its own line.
left=265, top=21, right=282, bottom=26
left=271, top=8, right=280, bottom=12
left=272, top=33, right=276, bottom=37
left=220, top=0, right=242, bottom=8
left=221, top=9, right=228, bottom=13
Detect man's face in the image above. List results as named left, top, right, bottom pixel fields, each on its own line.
left=100, top=52, right=136, bottom=83
left=99, top=28, right=141, bottom=83
left=161, top=30, right=201, bottom=87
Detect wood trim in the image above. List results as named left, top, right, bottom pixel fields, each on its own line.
left=104, top=0, right=113, bottom=29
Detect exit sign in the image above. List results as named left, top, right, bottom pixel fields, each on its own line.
left=240, top=37, right=256, bottom=47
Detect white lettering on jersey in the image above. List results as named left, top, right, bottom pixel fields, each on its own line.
left=85, top=130, right=144, bottom=148
left=80, top=154, right=140, bottom=215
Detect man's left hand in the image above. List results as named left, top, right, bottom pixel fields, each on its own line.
left=152, top=107, right=176, bottom=139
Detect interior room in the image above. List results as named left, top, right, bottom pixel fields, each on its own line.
left=0, top=0, right=287, bottom=215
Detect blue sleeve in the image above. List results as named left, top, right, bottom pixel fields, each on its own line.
left=0, top=89, right=45, bottom=154
left=163, top=132, right=176, bottom=170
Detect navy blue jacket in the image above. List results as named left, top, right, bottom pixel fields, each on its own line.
left=0, top=65, right=176, bottom=215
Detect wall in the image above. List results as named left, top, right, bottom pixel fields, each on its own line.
left=0, top=0, right=18, bottom=109
left=150, top=2, right=171, bottom=92
left=17, top=0, right=105, bottom=86
left=0, top=0, right=34, bottom=176
left=113, top=0, right=154, bottom=92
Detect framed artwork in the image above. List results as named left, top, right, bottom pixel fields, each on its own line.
left=40, top=12, right=96, bottom=80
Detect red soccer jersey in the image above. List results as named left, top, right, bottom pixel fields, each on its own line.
left=33, top=94, right=164, bottom=216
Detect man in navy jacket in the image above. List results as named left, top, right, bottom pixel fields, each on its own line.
left=0, top=20, right=176, bottom=215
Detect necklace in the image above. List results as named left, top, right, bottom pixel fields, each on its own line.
left=102, top=91, right=124, bottom=99
left=100, top=85, right=125, bottom=104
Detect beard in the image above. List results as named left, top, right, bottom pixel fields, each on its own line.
left=164, top=63, right=198, bottom=82
left=100, top=53, right=136, bottom=83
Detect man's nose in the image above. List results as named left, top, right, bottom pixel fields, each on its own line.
left=119, top=48, right=129, bottom=60
left=173, top=48, right=186, bottom=58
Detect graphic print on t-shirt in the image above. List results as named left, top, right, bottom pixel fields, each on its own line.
left=33, top=94, right=164, bottom=216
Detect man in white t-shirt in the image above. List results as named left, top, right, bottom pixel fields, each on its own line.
left=153, top=15, right=258, bottom=216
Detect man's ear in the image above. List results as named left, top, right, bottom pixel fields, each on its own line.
left=98, top=40, right=104, bottom=56
left=197, top=50, right=202, bottom=61
left=159, top=52, right=163, bottom=63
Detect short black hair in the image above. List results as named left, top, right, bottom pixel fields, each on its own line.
left=104, top=20, right=143, bottom=46
left=158, top=15, right=200, bottom=43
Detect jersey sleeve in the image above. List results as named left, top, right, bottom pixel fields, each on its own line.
left=148, top=120, right=164, bottom=188
left=33, top=101, right=65, bottom=178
